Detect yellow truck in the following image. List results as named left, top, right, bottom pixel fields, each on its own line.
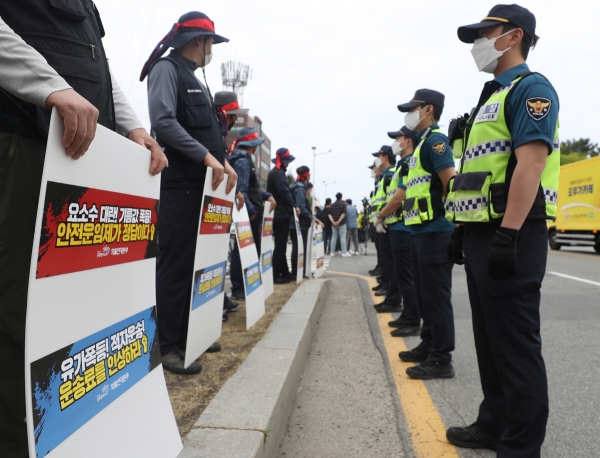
left=549, top=156, right=600, bottom=252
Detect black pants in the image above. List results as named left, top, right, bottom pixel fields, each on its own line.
left=0, top=132, right=45, bottom=458
left=272, top=216, right=290, bottom=278
left=412, top=231, right=455, bottom=365
left=230, top=215, right=262, bottom=295
left=373, top=230, right=381, bottom=270
left=323, top=227, right=332, bottom=254
left=379, top=231, right=401, bottom=305
left=156, top=187, right=204, bottom=356
left=389, top=230, right=419, bottom=325
left=290, top=227, right=308, bottom=277
left=464, top=221, right=548, bottom=458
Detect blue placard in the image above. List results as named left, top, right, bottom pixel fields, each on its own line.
left=262, top=250, right=273, bottom=272
left=191, top=260, right=227, bottom=310
left=316, top=232, right=323, bottom=244
left=30, top=306, right=160, bottom=457
left=244, top=261, right=262, bottom=296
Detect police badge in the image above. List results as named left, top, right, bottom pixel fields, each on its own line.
left=526, top=97, right=551, bottom=121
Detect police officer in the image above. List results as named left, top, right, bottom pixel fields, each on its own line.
left=0, top=4, right=167, bottom=455
left=143, top=11, right=238, bottom=374
left=375, top=126, right=421, bottom=337
left=394, top=89, right=456, bottom=380
left=368, top=162, right=384, bottom=278
left=445, top=6, right=558, bottom=456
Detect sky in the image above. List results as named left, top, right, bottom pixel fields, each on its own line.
left=100, top=0, right=600, bottom=207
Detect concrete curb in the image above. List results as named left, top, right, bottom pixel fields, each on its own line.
left=179, top=279, right=330, bottom=458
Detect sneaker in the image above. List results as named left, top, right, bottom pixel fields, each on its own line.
left=274, top=276, right=291, bottom=284
left=222, top=311, right=228, bottom=322
left=230, top=291, right=246, bottom=301
left=375, top=303, right=402, bottom=313
left=406, top=361, right=455, bottom=380
left=206, top=342, right=221, bottom=353
left=224, top=296, right=239, bottom=312
left=391, top=325, right=421, bottom=337
left=341, top=252, right=351, bottom=257
left=353, top=251, right=360, bottom=256
left=446, top=423, right=498, bottom=450
left=348, top=250, right=355, bottom=255
left=161, top=351, right=202, bottom=375
left=374, top=289, right=387, bottom=297
left=399, top=345, right=429, bottom=362
left=388, top=317, right=405, bottom=328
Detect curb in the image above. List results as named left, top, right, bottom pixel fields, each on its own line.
left=179, top=279, right=330, bottom=458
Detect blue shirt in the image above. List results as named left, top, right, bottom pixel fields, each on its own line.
left=346, top=205, right=359, bottom=229
left=388, top=155, right=411, bottom=232
left=492, top=63, right=559, bottom=153
left=399, top=125, right=455, bottom=234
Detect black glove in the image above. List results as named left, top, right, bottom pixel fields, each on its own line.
left=488, top=227, right=518, bottom=280
left=447, top=225, right=465, bottom=265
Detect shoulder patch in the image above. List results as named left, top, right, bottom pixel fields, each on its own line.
left=432, top=142, right=446, bottom=155
left=526, top=97, right=551, bottom=121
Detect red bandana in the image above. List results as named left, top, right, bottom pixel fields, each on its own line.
left=229, top=131, right=259, bottom=155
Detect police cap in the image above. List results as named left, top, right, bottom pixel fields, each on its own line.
left=397, top=89, right=445, bottom=112
left=457, top=4, right=536, bottom=44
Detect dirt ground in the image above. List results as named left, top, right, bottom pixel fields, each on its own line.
left=164, top=281, right=300, bottom=439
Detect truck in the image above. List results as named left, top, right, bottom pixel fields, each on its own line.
left=548, top=156, right=600, bottom=252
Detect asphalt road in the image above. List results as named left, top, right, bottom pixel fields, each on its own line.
left=280, top=245, right=600, bottom=457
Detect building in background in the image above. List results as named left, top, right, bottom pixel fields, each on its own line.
left=227, top=114, right=271, bottom=191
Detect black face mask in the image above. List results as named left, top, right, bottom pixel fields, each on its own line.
left=219, top=112, right=228, bottom=136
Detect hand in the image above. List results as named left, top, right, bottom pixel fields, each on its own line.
left=375, top=220, right=386, bottom=233
left=447, top=224, right=465, bottom=265
left=333, top=221, right=339, bottom=227
left=295, top=207, right=301, bottom=217
left=203, top=153, right=225, bottom=191
left=127, top=128, right=168, bottom=176
left=488, top=227, right=518, bottom=280
left=250, top=213, right=257, bottom=221
left=224, top=160, right=238, bottom=194
left=46, top=89, right=99, bottom=159
left=267, top=196, right=277, bottom=212
left=235, top=192, right=245, bottom=211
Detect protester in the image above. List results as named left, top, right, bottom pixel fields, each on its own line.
left=328, top=192, right=349, bottom=257
left=143, top=11, right=238, bottom=375
left=0, top=5, right=168, bottom=455
left=290, top=166, right=312, bottom=277
left=345, top=199, right=360, bottom=255
left=267, top=148, right=297, bottom=283
left=228, top=127, right=276, bottom=300
left=322, top=198, right=333, bottom=254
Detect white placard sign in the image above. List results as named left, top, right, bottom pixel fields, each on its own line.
left=293, top=212, right=304, bottom=284
left=305, top=224, right=314, bottom=279
left=26, top=111, right=181, bottom=458
left=185, top=169, right=235, bottom=367
left=233, top=205, right=265, bottom=329
left=314, top=225, right=325, bottom=279
left=261, top=201, right=274, bottom=299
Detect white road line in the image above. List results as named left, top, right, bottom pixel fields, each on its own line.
left=547, top=271, right=600, bottom=287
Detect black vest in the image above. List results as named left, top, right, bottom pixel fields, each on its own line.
left=0, top=0, right=115, bottom=140
left=231, top=152, right=263, bottom=211
left=150, top=51, right=225, bottom=188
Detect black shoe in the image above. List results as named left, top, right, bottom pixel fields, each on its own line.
left=369, top=269, right=382, bottom=276
left=224, top=296, right=239, bottom=312
left=374, top=300, right=387, bottom=308
left=399, top=345, right=429, bottom=362
left=161, top=351, right=202, bottom=375
left=274, top=276, right=291, bottom=284
left=222, top=312, right=228, bottom=322
left=388, top=317, right=405, bottom=328
left=446, top=423, right=498, bottom=450
left=206, top=342, right=221, bottom=353
left=371, top=283, right=383, bottom=292
left=375, top=303, right=402, bottom=313
left=230, top=291, right=246, bottom=301
left=406, top=361, right=455, bottom=380
left=376, top=276, right=383, bottom=284
left=391, top=325, right=421, bottom=337
left=374, top=289, right=387, bottom=297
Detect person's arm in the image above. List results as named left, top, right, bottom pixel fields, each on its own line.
left=437, top=166, right=456, bottom=197
left=379, top=188, right=406, bottom=218
left=295, top=188, right=311, bottom=218
left=261, top=191, right=277, bottom=212
left=276, top=172, right=297, bottom=208
left=223, top=159, right=238, bottom=195
left=233, top=157, right=255, bottom=217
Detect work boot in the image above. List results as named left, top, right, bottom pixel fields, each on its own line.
left=406, top=361, right=455, bottom=380
left=446, top=423, right=498, bottom=450
left=372, top=283, right=383, bottom=292
left=399, top=345, right=429, bottom=362
left=206, top=342, right=221, bottom=353
left=391, top=325, right=421, bottom=337
left=374, top=300, right=387, bottom=308
left=388, top=317, right=405, bottom=328
left=374, top=289, right=387, bottom=297
left=375, top=302, right=402, bottom=313
left=369, top=268, right=382, bottom=276
left=161, top=351, right=202, bottom=375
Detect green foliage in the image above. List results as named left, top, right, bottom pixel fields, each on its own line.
left=560, top=138, right=599, bottom=157
left=286, top=173, right=294, bottom=185
left=560, top=152, right=588, bottom=165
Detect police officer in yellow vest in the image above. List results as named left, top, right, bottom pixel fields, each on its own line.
left=445, top=5, right=558, bottom=456
left=368, top=162, right=384, bottom=277
left=394, top=89, right=457, bottom=380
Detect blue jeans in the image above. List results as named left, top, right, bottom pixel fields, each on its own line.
left=331, top=224, right=347, bottom=253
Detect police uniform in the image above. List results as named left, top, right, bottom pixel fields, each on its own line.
left=445, top=6, right=559, bottom=456
left=368, top=173, right=384, bottom=275
left=397, top=90, right=456, bottom=377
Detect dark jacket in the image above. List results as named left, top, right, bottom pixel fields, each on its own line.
left=289, top=181, right=311, bottom=229
left=267, top=166, right=295, bottom=220
left=0, top=0, right=115, bottom=140
left=230, top=148, right=264, bottom=218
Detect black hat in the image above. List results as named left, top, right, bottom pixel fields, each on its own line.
left=397, top=89, right=445, bottom=112
left=457, top=4, right=536, bottom=44
left=368, top=163, right=375, bottom=169
left=372, top=145, right=396, bottom=164
left=387, top=126, right=417, bottom=144
left=214, top=92, right=249, bottom=115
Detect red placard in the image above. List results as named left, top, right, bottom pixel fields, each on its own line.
left=236, top=221, right=254, bottom=248
left=36, top=181, right=158, bottom=278
left=262, top=217, right=273, bottom=237
left=199, top=196, right=234, bottom=235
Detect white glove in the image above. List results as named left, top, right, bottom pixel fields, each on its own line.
left=374, top=215, right=387, bottom=233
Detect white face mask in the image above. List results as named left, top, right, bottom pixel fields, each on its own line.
left=202, top=52, right=213, bottom=67
left=370, top=169, right=376, bottom=179
left=404, top=108, right=425, bottom=130
left=392, top=139, right=409, bottom=156
left=470, top=30, right=513, bottom=74
left=374, top=157, right=383, bottom=168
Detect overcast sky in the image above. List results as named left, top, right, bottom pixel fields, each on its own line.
left=100, top=0, right=598, bottom=207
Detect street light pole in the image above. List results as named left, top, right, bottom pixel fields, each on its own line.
left=323, top=180, right=336, bottom=203
left=312, top=147, right=332, bottom=202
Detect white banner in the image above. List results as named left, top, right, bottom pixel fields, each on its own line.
left=314, top=225, right=325, bottom=279
left=26, top=111, right=181, bottom=458
left=184, top=168, right=235, bottom=368
left=233, top=206, right=265, bottom=329
left=261, top=201, right=274, bottom=299
left=293, top=212, right=304, bottom=284
left=305, top=224, right=314, bottom=279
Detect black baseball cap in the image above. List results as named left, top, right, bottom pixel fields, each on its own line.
left=397, top=89, right=445, bottom=112
left=387, top=126, right=417, bottom=144
left=457, top=4, right=536, bottom=44
left=372, top=145, right=396, bottom=165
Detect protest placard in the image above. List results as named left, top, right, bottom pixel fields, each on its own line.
left=261, top=201, right=274, bottom=298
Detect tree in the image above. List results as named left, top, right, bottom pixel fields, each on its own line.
left=560, top=138, right=599, bottom=157
left=286, top=173, right=294, bottom=185
left=560, top=152, right=587, bottom=165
